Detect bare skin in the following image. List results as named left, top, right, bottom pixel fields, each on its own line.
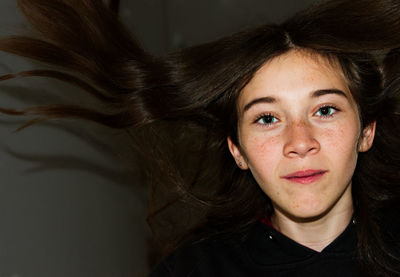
left=271, top=182, right=353, bottom=252
left=228, top=50, right=375, bottom=252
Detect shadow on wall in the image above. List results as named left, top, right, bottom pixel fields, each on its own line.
left=0, top=42, right=149, bottom=277
left=0, top=0, right=321, bottom=276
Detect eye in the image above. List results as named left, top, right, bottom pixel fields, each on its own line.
left=314, top=106, right=339, bottom=117
left=255, top=114, right=279, bottom=126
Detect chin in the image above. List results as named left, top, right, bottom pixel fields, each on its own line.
left=296, top=210, right=328, bottom=222
left=281, top=200, right=330, bottom=222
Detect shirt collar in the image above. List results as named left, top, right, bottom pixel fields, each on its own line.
left=244, top=218, right=357, bottom=266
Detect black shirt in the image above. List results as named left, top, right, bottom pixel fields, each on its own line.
left=150, top=219, right=359, bottom=276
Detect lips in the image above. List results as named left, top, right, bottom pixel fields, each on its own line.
left=281, top=169, right=327, bottom=184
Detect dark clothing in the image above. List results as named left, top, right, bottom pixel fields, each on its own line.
left=150, top=219, right=360, bottom=276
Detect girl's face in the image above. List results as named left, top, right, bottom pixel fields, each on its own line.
left=228, top=50, right=375, bottom=220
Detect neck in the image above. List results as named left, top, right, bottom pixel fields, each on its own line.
left=271, top=191, right=353, bottom=252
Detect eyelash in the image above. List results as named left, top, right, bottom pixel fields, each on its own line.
left=254, top=113, right=279, bottom=127
left=253, top=105, right=340, bottom=127
left=315, top=105, right=340, bottom=118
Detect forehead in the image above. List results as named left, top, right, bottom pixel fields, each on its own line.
left=237, top=50, right=352, bottom=111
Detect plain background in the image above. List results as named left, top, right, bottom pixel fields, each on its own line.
left=0, top=0, right=317, bottom=276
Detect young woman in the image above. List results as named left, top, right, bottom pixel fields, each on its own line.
left=1, top=0, right=400, bottom=276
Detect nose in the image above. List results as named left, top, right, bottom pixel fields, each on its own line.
left=283, top=120, right=320, bottom=158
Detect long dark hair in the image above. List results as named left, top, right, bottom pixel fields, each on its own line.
left=1, top=0, right=400, bottom=275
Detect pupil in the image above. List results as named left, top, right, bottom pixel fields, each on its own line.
left=265, top=115, right=273, bottom=123
left=321, top=107, right=329, bottom=115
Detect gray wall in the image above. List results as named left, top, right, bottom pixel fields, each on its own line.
left=0, top=1, right=316, bottom=276
left=121, top=0, right=317, bottom=55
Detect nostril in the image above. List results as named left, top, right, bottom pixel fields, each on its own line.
left=283, top=136, right=320, bottom=158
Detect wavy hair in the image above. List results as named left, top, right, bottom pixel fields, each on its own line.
left=1, top=0, right=400, bottom=275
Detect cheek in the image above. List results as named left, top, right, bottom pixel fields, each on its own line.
left=242, top=134, right=283, bottom=176
left=320, top=122, right=360, bottom=164
left=322, top=127, right=347, bottom=149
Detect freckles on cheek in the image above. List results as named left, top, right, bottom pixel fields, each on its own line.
left=249, top=135, right=280, bottom=155
left=259, top=136, right=276, bottom=152
left=322, top=127, right=357, bottom=154
left=322, top=128, right=338, bottom=146
left=245, top=134, right=281, bottom=171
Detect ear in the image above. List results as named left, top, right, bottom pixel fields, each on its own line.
left=358, top=121, right=376, bottom=152
left=227, top=137, right=249, bottom=170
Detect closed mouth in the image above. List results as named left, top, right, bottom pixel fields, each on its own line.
left=281, top=170, right=327, bottom=184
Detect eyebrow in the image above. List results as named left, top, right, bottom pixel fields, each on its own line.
left=242, top=88, right=348, bottom=113
left=311, top=89, right=348, bottom=99
left=243, top=96, right=276, bottom=112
